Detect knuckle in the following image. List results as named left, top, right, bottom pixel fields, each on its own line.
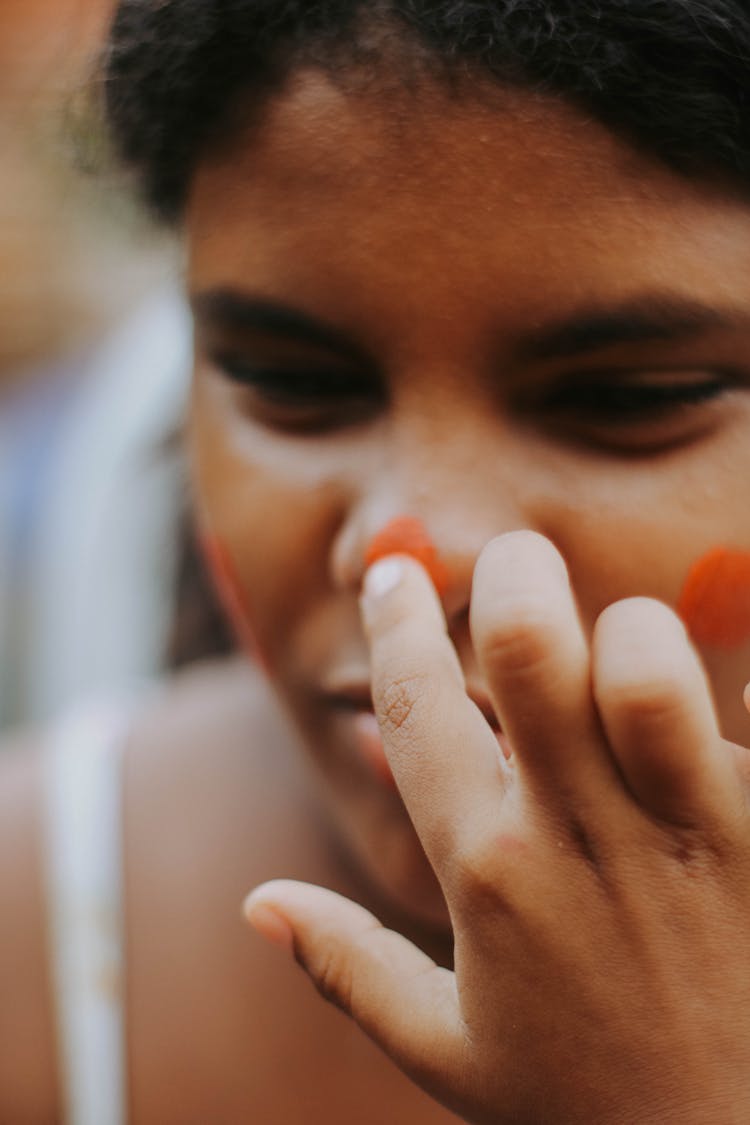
left=307, top=945, right=355, bottom=1015
left=304, top=923, right=383, bottom=1020
left=606, top=673, right=687, bottom=729
left=448, top=831, right=516, bottom=912
left=478, top=598, right=559, bottom=678
left=665, top=832, right=715, bottom=875
left=376, top=669, right=431, bottom=738
left=648, top=811, right=734, bottom=873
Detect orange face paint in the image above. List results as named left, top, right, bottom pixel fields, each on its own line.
left=198, top=532, right=268, bottom=670
left=678, top=546, right=750, bottom=649
left=364, top=516, right=449, bottom=595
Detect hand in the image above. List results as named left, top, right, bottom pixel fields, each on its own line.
left=246, top=531, right=750, bottom=1124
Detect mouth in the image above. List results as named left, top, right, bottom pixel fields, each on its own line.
left=322, top=675, right=507, bottom=787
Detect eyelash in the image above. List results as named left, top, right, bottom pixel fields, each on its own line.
left=215, top=358, right=367, bottom=396
left=544, top=373, right=729, bottom=419
left=213, top=354, right=732, bottom=442
left=213, top=356, right=383, bottom=429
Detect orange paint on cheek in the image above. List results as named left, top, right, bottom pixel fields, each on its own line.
left=198, top=533, right=269, bottom=671
left=364, top=516, right=449, bottom=595
left=678, top=546, right=750, bottom=649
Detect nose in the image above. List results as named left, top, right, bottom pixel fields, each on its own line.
left=330, top=476, right=524, bottom=626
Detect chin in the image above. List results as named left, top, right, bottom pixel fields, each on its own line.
left=381, top=876, right=453, bottom=936
left=352, top=816, right=454, bottom=937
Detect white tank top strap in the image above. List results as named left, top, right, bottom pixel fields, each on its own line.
left=43, top=701, right=134, bottom=1125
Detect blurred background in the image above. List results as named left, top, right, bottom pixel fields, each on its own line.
left=0, top=0, right=194, bottom=731
left=0, top=0, right=171, bottom=384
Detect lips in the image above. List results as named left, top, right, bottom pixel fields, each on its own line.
left=323, top=671, right=500, bottom=726
left=351, top=710, right=397, bottom=787
left=324, top=675, right=508, bottom=786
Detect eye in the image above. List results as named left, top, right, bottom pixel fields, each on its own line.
left=548, top=372, right=727, bottom=416
left=210, top=352, right=384, bottom=432
left=539, top=369, right=734, bottom=451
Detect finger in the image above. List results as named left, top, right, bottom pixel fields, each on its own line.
left=361, top=555, right=504, bottom=872
left=244, top=880, right=463, bottom=1092
left=471, top=532, right=617, bottom=804
left=592, top=597, right=744, bottom=829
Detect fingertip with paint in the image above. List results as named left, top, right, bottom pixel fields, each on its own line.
left=364, top=515, right=449, bottom=595
left=363, top=556, right=406, bottom=602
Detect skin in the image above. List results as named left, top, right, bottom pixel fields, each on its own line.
left=0, top=663, right=462, bottom=1124
left=4, top=66, right=750, bottom=1123
left=190, top=72, right=750, bottom=922
left=364, top=516, right=450, bottom=595
left=187, top=71, right=750, bottom=1120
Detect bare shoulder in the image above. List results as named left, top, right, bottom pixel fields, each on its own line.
left=131, top=657, right=292, bottom=779
left=123, top=659, right=340, bottom=1121
left=124, top=656, right=327, bottom=924
left=0, top=729, right=59, bottom=1123
left=123, top=660, right=459, bottom=1124
left=0, top=662, right=318, bottom=1125
left=126, top=657, right=314, bottom=864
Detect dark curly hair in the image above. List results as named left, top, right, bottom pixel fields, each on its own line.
left=104, top=1, right=750, bottom=223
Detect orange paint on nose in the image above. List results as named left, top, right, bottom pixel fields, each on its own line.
left=364, top=516, right=449, bottom=595
left=678, top=546, right=750, bottom=649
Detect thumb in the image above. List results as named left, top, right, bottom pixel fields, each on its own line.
left=244, top=880, right=462, bottom=1087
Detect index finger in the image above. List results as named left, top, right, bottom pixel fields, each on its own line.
left=361, top=555, right=506, bottom=876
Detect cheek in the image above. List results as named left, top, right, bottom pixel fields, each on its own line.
left=190, top=389, right=343, bottom=671
left=197, top=530, right=269, bottom=669
left=678, top=547, right=750, bottom=649
left=195, top=481, right=313, bottom=674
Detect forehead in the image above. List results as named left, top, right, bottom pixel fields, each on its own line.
left=187, top=72, right=750, bottom=333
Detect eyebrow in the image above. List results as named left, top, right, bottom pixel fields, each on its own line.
left=515, top=295, right=750, bottom=363
left=192, top=287, right=750, bottom=367
left=191, top=289, right=366, bottom=363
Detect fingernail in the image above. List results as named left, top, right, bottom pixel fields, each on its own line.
left=363, top=557, right=404, bottom=602
left=243, top=897, right=294, bottom=953
left=744, top=682, right=750, bottom=713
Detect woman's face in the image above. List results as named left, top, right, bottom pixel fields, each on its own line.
left=187, top=73, right=750, bottom=929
